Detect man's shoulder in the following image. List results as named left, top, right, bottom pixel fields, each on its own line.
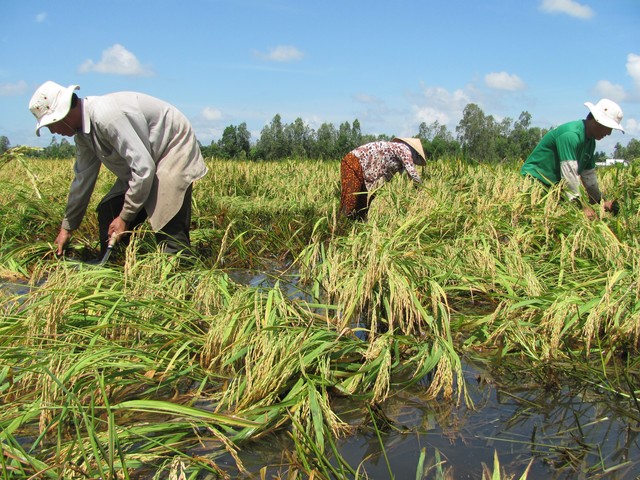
left=555, top=120, right=584, bottom=134
left=554, top=120, right=585, bottom=143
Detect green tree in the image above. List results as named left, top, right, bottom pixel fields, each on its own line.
left=314, top=122, right=337, bottom=159
left=43, top=137, right=75, bottom=159
left=495, top=117, right=514, bottom=161
left=509, top=111, right=545, bottom=161
left=456, top=104, right=499, bottom=162
left=594, top=151, right=607, bottom=163
left=285, top=117, right=313, bottom=158
left=418, top=121, right=439, bottom=141
left=218, top=125, right=238, bottom=159
left=351, top=119, right=363, bottom=147
left=335, top=121, right=352, bottom=156
left=255, top=114, right=287, bottom=160
left=236, top=122, right=251, bottom=159
left=200, top=139, right=221, bottom=158
left=0, top=136, right=10, bottom=154
left=613, top=142, right=624, bottom=158
left=614, top=138, right=640, bottom=161
left=360, top=133, right=391, bottom=143
left=625, top=138, right=640, bottom=160
left=418, top=121, right=460, bottom=159
left=336, top=121, right=362, bottom=156
left=216, top=122, right=251, bottom=159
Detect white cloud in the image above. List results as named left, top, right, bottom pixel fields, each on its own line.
left=623, top=117, right=639, bottom=137
left=194, top=126, right=224, bottom=143
left=539, top=0, right=594, bottom=19
left=415, top=106, right=450, bottom=125
left=254, top=45, right=304, bottom=62
left=0, top=80, right=28, bottom=96
left=627, top=53, right=640, bottom=89
left=201, top=107, right=222, bottom=121
left=593, top=80, right=626, bottom=102
left=414, top=86, right=473, bottom=128
left=592, top=53, right=640, bottom=103
left=35, top=12, right=47, bottom=23
left=78, top=44, right=153, bottom=76
left=353, top=93, right=384, bottom=104
left=422, top=86, right=472, bottom=111
left=484, top=72, right=526, bottom=91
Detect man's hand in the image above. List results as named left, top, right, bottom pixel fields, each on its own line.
left=583, top=206, right=598, bottom=220
left=54, top=228, right=72, bottom=256
left=583, top=200, right=619, bottom=220
left=604, top=199, right=619, bottom=215
left=108, top=216, right=128, bottom=241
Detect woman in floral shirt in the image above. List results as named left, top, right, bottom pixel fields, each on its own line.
left=340, top=137, right=426, bottom=220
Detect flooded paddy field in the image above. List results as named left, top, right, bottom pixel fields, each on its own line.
left=2, top=155, right=640, bottom=479
left=5, top=266, right=639, bottom=479
left=196, top=268, right=640, bottom=479
left=205, top=350, right=640, bottom=479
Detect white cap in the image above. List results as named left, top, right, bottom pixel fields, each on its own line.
left=29, top=81, right=80, bottom=136
left=584, top=98, right=624, bottom=133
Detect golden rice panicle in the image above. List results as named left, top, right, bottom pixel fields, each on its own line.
left=366, top=334, right=393, bottom=403
left=425, top=347, right=454, bottom=401
left=540, top=296, right=580, bottom=359
left=38, top=355, right=64, bottom=434
left=315, top=356, right=352, bottom=436
left=201, top=289, right=256, bottom=372
left=583, top=270, right=629, bottom=351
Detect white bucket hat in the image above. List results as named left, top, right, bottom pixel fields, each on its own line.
left=29, top=81, right=80, bottom=136
left=584, top=98, right=624, bottom=133
left=392, top=137, right=427, bottom=165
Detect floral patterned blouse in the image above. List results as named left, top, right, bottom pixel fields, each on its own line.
left=351, top=141, right=422, bottom=191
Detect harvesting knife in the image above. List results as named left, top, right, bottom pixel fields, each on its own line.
left=98, top=233, right=117, bottom=266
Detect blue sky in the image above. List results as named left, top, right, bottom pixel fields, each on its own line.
left=1, top=0, right=639, bottom=155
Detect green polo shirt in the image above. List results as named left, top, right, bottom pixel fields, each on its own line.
left=520, top=120, right=596, bottom=186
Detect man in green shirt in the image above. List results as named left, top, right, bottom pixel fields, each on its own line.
left=521, top=98, right=624, bottom=218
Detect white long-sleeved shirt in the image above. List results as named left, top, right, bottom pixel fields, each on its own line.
left=560, top=160, right=602, bottom=203
left=63, top=92, right=208, bottom=231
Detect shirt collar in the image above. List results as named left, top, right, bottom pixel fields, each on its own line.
left=80, top=98, right=91, bottom=134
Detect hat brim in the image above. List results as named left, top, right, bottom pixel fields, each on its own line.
left=584, top=101, right=625, bottom=133
left=35, top=85, right=79, bottom=136
left=392, top=137, right=426, bottom=165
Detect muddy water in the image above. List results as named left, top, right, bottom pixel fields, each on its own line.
left=348, top=360, right=639, bottom=479
left=205, top=354, right=639, bottom=479
left=224, top=267, right=640, bottom=479
left=0, top=280, right=32, bottom=297
left=3, top=271, right=639, bottom=479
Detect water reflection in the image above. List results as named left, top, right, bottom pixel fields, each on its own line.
left=214, top=358, right=639, bottom=479
left=351, top=360, right=638, bottom=478
left=214, top=265, right=640, bottom=478
left=227, top=261, right=312, bottom=303
left=0, top=280, right=31, bottom=297
left=3, top=266, right=639, bottom=479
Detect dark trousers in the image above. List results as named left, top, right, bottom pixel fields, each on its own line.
left=97, top=185, right=193, bottom=256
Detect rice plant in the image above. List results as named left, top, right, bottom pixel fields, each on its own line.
left=1, top=151, right=639, bottom=478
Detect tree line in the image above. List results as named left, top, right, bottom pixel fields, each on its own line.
left=3, top=103, right=639, bottom=162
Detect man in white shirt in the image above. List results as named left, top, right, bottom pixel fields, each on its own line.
left=29, top=81, right=208, bottom=257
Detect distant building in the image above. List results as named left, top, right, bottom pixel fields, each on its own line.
left=595, top=158, right=629, bottom=167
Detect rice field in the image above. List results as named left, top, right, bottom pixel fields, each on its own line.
left=1, top=148, right=639, bottom=479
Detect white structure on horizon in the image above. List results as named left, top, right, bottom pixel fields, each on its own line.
left=595, top=158, right=628, bottom=167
